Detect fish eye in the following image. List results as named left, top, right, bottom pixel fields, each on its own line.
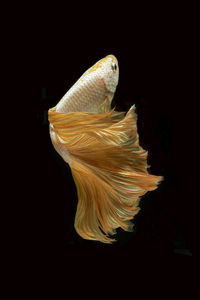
left=111, top=62, right=117, bottom=72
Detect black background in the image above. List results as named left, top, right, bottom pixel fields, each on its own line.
left=17, top=30, right=192, bottom=289
left=34, top=58, right=192, bottom=265
left=3, top=5, right=195, bottom=296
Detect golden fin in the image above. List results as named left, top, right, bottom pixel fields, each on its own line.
left=97, top=95, right=113, bottom=113
left=48, top=106, right=163, bottom=243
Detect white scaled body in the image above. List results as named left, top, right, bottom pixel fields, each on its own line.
left=55, top=55, right=119, bottom=113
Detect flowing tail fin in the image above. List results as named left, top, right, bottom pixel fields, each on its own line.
left=49, top=106, right=163, bottom=243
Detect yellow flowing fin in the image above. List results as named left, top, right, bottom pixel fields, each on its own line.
left=48, top=106, right=163, bottom=243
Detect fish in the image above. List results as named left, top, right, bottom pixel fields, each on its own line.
left=48, top=55, right=163, bottom=243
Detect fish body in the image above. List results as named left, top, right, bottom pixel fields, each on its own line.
left=56, top=55, right=119, bottom=114
left=48, top=55, right=162, bottom=243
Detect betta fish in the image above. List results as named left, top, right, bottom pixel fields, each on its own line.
left=48, top=55, right=162, bottom=243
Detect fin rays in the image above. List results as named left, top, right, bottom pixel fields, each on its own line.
left=48, top=106, right=162, bottom=243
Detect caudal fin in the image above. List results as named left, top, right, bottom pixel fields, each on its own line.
left=49, top=106, right=163, bottom=243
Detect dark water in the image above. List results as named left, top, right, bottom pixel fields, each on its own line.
left=13, top=48, right=191, bottom=287
left=5, top=16, right=194, bottom=296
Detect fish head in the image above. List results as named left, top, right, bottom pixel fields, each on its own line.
left=83, top=54, right=119, bottom=94
left=55, top=55, right=119, bottom=114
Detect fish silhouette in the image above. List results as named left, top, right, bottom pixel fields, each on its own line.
left=48, top=55, right=163, bottom=243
